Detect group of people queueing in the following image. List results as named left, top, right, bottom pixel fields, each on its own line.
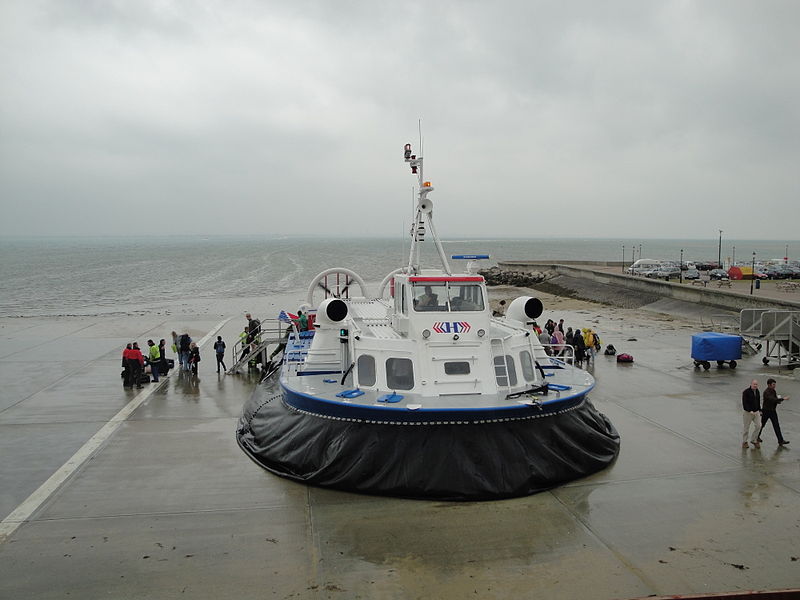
left=121, top=309, right=313, bottom=385
left=122, top=339, right=170, bottom=388
left=172, top=331, right=201, bottom=374
left=122, top=331, right=210, bottom=388
left=532, top=318, right=601, bottom=366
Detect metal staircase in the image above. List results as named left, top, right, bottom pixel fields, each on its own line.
left=227, top=318, right=291, bottom=374
left=740, top=309, right=800, bottom=368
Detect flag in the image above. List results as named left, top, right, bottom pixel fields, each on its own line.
left=278, top=310, right=297, bottom=323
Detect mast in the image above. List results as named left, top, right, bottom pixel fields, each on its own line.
left=403, top=143, right=452, bottom=275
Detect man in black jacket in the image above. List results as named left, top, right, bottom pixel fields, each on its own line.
left=759, top=378, right=790, bottom=446
left=741, top=379, right=762, bottom=449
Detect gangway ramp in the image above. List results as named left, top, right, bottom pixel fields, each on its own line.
left=740, top=308, right=800, bottom=368
left=227, top=318, right=289, bottom=374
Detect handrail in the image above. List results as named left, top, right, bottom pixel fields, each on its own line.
left=228, top=318, right=292, bottom=374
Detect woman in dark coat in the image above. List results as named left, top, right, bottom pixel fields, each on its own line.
left=572, top=330, right=586, bottom=365
left=158, top=339, right=169, bottom=375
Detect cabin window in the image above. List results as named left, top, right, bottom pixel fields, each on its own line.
left=520, top=350, right=536, bottom=382
left=444, top=361, right=471, bottom=375
left=386, top=358, right=414, bottom=390
left=413, top=283, right=445, bottom=311
left=357, top=354, right=376, bottom=386
left=412, top=282, right=484, bottom=312
left=494, top=355, right=518, bottom=387
left=447, top=284, right=485, bottom=311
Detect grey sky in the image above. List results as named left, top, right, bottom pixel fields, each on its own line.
left=1, top=1, right=798, bottom=239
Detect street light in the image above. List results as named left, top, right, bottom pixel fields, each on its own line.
left=732, top=245, right=736, bottom=266
left=718, top=229, right=723, bottom=269
left=750, top=252, right=756, bottom=295
left=622, top=245, right=625, bottom=273
left=680, top=248, right=684, bottom=284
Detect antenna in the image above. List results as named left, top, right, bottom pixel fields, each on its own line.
left=402, top=138, right=451, bottom=275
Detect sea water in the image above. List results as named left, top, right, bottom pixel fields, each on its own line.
left=0, top=235, right=796, bottom=317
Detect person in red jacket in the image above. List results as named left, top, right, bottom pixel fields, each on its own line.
left=122, top=343, right=134, bottom=388
left=128, top=342, right=145, bottom=389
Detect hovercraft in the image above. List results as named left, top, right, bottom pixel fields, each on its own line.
left=236, top=141, right=619, bottom=500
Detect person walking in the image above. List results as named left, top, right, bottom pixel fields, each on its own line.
left=245, top=313, right=261, bottom=344
left=239, top=326, right=250, bottom=362
left=146, top=339, right=160, bottom=383
left=573, top=331, right=586, bottom=366
left=179, top=332, right=192, bottom=371
left=759, top=378, right=790, bottom=446
left=741, top=379, right=761, bottom=448
left=213, top=335, right=227, bottom=374
left=583, top=328, right=597, bottom=364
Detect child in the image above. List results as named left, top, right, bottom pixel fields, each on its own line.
left=188, top=342, right=201, bottom=375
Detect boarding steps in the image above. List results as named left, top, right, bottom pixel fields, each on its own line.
left=740, top=309, right=800, bottom=368
left=227, top=318, right=290, bottom=374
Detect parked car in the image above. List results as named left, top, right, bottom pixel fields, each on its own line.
left=709, top=269, right=729, bottom=280
left=696, top=262, right=720, bottom=271
left=626, top=259, right=662, bottom=276
left=684, top=268, right=701, bottom=280
left=649, top=266, right=681, bottom=280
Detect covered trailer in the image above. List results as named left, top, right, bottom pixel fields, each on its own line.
left=691, top=332, right=742, bottom=370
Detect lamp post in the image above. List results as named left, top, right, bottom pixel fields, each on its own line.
left=786, top=244, right=789, bottom=264
left=622, top=245, right=625, bottom=273
left=732, top=245, right=736, bottom=266
left=680, top=248, right=684, bottom=284
left=718, top=229, right=723, bottom=269
left=750, top=252, right=756, bottom=295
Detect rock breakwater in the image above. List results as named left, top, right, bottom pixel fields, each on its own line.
left=479, top=266, right=550, bottom=287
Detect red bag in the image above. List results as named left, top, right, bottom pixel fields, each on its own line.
left=616, top=353, right=634, bottom=363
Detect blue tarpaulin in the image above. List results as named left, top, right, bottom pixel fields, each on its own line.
left=691, top=332, right=742, bottom=361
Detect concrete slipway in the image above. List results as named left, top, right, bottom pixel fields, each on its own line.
left=0, top=292, right=798, bottom=600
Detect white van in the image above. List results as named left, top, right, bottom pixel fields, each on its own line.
left=626, top=259, right=662, bottom=276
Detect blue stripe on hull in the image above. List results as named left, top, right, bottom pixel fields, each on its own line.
left=281, top=383, right=587, bottom=424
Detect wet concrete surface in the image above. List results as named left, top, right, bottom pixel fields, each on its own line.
left=0, top=300, right=798, bottom=599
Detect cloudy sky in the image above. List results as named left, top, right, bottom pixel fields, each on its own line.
left=1, top=0, right=798, bottom=239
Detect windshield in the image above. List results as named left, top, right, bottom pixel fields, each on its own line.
left=413, top=283, right=484, bottom=312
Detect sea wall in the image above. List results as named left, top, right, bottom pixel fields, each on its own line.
left=496, top=261, right=800, bottom=312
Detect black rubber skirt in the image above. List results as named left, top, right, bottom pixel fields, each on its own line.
left=236, top=380, right=620, bottom=501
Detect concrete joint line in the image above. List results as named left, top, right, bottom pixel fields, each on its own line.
left=0, top=317, right=230, bottom=544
